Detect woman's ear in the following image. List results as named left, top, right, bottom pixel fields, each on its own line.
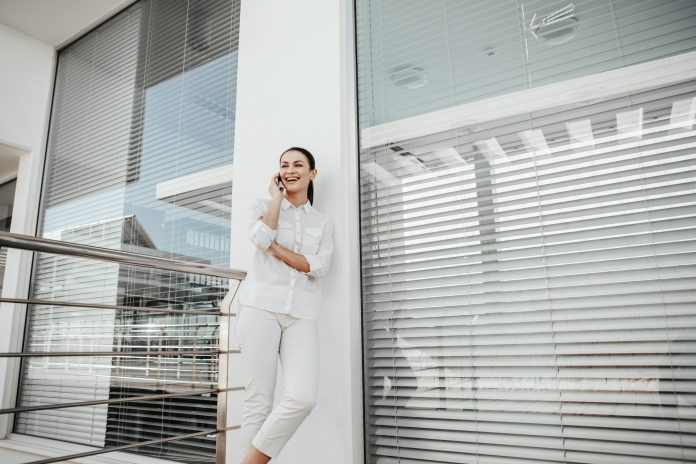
left=310, top=168, right=317, bottom=180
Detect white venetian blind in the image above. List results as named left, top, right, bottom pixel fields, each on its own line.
left=360, top=78, right=696, bottom=464
left=16, top=1, right=241, bottom=462
left=357, top=0, right=696, bottom=127
left=357, top=1, right=696, bottom=463
left=17, top=221, right=124, bottom=447
left=43, top=4, right=141, bottom=210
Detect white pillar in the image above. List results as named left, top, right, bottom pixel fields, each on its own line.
left=0, top=24, right=55, bottom=439
left=227, top=0, right=362, bottom=462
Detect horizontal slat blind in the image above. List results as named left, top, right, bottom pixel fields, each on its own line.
left=17, top=1, right=240, bottom=463
left=42, top=4, right=142, bottom=207
left=17, top=221, right=122, bottom=446
left=360, top=90, right=696, bottom=463
left=357, top=0, right=696, bottom=127
left=104, top=266, right=224, bottom=461
left=357, top=1, right=696, bottom=463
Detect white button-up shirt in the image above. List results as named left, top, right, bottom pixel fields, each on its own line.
left=238, top=197, right=334, bottom=320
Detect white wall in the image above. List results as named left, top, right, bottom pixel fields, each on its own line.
left=0, top=24, right=55, bottom=438
left=0, top=24, right=55, bottom=150
left=228, top=0, right=362, bottom=463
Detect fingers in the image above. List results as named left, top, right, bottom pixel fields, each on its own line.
left=268, top=175, right=284, bottom=199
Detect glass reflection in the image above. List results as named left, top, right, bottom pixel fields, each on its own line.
left=19, top=1, right=240, bottom=462
left=123, top=50, right=236, bottom=267
left=357, top=0, right=696, bottom=126
left=359, top=21, right=696, bottom=461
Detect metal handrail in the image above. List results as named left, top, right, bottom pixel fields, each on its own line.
left=0, top=349, right=236, bottom=357
left=0, top=386, right=244, bottom=415
left=0, top=231, right=246, bottom=280
left=0, top=297, right=231, bottom=316
left=0, top=231, right=244, bottom=464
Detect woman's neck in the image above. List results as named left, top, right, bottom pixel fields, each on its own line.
left=285, top=191, right=309, bottom=208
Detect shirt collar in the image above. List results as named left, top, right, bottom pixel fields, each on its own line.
left=281, top=198, right=312, bottom=212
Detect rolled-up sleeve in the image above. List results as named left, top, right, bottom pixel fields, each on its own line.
left=304, top=217, right=334, bottom=278
left=248, top=198, right=276, bottom=251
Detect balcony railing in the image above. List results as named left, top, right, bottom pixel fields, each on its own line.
left=0, top=231, right=245, bottom=464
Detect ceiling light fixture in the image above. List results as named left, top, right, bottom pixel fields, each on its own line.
left=669, top=97, right=696, bottom=131
left=519, top=129, right=551, bottom=157
left=566, top=119, right=595, bottom=148
left=474, top=139, right=507, bottom=162
left=616, top=108, right=644, bottom=139
left=413, top=147, right=467, bottom=170
left=361, top=161, right=400, bottom=187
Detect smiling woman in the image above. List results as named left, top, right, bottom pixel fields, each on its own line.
left=234, top=147, right=335, bottom=464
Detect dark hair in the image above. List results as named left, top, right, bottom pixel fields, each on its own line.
left=280, top=147, right=316, bottom=205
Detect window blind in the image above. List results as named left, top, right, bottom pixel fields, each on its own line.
left=16, top=1, right=241, bottom=463
left=357, top=0, right=696, bottom=127
left=357, top=1, right=696, bottom=463
left=360, top=79, right=696, bottom=464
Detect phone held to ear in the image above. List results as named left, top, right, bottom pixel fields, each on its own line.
left=276, top=176, right=284, bottom=191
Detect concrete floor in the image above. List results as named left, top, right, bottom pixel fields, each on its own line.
left=0, top=447, right=57, bottom=464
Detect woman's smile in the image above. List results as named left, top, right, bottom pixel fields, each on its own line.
left=281, top=172, right=304, bottom=191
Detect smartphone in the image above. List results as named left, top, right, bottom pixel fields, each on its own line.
left=276, top=175, right=284, bottom=190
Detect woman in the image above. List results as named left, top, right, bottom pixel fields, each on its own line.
left=235, top=147, right=334, bottom=463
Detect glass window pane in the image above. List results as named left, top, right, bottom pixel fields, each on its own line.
left=357, top=1, right=696, bottom=463
left=357, top=0, right=696, bottom=127
left=15, top=1, right=241, bottom=462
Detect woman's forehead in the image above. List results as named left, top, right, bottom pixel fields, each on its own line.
left=280, top=151, right=307, bottom=163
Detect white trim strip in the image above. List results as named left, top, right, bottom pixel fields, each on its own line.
left=361, top=51, right=696, bottom=148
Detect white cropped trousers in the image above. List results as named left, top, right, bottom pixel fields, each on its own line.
left=236, top=305, right=319, bottom=459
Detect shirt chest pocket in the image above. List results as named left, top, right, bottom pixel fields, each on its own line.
left=302, top=226, right=323, bottom=254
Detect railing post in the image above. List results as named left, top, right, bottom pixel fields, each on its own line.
left=217, top=281, right=240, bottom=464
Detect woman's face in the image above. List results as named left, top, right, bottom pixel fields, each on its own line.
left=279, top=150, right=316, bottom=196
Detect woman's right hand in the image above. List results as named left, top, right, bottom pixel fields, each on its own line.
left=268, top=174, right=284, bottom=201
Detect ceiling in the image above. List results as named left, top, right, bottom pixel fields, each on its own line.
left=0, top=0, right=133, bottom=47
